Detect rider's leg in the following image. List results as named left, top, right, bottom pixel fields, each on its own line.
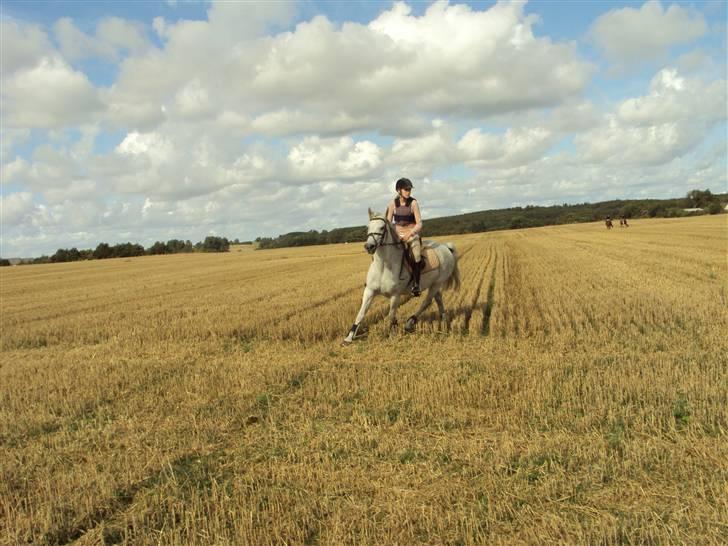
left=410, top=237, right=423, bottom=296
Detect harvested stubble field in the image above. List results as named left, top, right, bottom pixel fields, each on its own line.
left=1, top=215, right=727, bottom=545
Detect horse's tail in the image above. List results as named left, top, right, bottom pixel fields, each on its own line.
left=444, top=243, right=461, bottom=292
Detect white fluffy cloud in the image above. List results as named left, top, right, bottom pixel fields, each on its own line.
left=617, top=69, right=725, bottom=126
left=1, top=192, right=36, bottom=226
left=287, top=137, right=382, bottom=181
left=0, top=20, right=53, bottom=76
left=576, top=69, right=726, bottom=165
left=458, top=127, right=556, bottom=167
left=591, top=1, right=707, bottom=65
left=6, top=144, right=83, bottom=190
left=248, top=1, right=591, bottom=129
left=111, top=130, right=269, bottom=198
left=389, top=129, right=457, bottom=175
left=2, top=56, right=103, bottom=128
left=54, top=17, right=150, bottom=62
left=2, top=1, right=592, bottom=135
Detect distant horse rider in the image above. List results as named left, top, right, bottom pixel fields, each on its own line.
left=605, top=215, right=613, bottom=229
left=386, top=178, right=424, bottom=296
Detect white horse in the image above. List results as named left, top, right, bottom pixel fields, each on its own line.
left=343, top=209, right=461, bottom=344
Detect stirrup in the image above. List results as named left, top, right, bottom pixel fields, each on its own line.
left=410, top=285, right=421, bottom=297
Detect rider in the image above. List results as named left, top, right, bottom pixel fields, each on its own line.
left=386, top=177, right=423, bottom=296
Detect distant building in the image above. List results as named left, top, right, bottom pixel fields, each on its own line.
left=682, top=208, right=704, bottom=213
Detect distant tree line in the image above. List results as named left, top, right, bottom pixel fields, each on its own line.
left=14, top=236, right=231, bottom=265
left=255, top=227, right=365, bottom=249
left=254, top=189, right=726, bottom=250
left=3, top=190, right=723, bottom=264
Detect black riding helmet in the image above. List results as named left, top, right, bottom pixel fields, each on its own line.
left=395, top=178, right=413, bottom=191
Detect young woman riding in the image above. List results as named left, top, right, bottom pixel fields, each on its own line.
left=386, top=177, right=423, bottom=296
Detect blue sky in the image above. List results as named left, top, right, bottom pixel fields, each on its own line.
left=1, top=1, right=726, bottom=256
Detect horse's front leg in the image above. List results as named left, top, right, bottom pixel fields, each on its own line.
left=388, top=294, right=401, bottom=334
left=404, top=287, right=437, bottom=333
left=343, top=287, right=376, bottom=344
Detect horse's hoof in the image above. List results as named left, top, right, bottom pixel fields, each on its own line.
left=404, top=316, right=418, bottom=333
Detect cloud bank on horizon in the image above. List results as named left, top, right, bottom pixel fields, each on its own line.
left=1, top=0, right=726, bottom=256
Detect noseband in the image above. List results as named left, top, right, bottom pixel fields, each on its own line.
left=366, top=218, right=388, bottom=249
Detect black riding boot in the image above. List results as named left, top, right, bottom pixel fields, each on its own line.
left=411, top=260, right=423, bottom=297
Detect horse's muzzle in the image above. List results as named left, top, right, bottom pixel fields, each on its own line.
left=364, top=243, right=376, bottom=255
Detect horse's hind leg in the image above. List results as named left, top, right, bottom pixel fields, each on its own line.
left=434, top=291, right=448, bottom=328
left=404, top=287, right=437, bottom=333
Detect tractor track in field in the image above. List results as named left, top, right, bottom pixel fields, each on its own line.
left=462, top=250, right=494, bottom=334
left=480, top=253, right=498, bottom=336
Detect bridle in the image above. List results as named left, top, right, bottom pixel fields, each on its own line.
left=366, top=217, right=404, bottom=252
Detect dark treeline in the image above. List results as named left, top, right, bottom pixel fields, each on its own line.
left=255, top=227, right=366, bottom=249
left=14, top=236, right=231, bottom=265
left=255, top=189, right=726, bottom=250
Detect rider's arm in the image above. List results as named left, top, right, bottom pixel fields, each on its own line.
left=410, top=200, right=423, bottom=236
left=385, top=200, right=394, bottom=223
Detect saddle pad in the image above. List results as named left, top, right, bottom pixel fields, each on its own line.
left=422, top=245, right=440, bottom=274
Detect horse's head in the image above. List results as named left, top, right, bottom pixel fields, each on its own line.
left=364, top=208, right=388, bottom=255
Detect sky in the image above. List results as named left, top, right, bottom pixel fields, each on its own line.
left=1, top=0, right=726, bottom=257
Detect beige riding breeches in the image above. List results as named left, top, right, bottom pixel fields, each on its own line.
left=395, top=224, right=422, bottom=262
left=407, top=235, right=422, bottom=263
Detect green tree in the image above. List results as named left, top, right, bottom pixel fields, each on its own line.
left=93, top=243, right=112, bottom=259
left=686, top=189, right=715, bottom=208
left=148, top=241, right=168, bottom=255
left=619, top=204, right=640, bottom=218
left=201, top=236, right=230, bottom=252
left=648, top=204, right=666, bottom=217
left=112, top=243, right=145, bottom=257
left=707, top=201, right=723, bottom=215
left=510, top=215, right=526, bottom=229
left=51, top=248, right=70, bottom=262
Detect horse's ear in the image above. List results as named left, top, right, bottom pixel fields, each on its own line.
left=368, top=208, right=374, bottom=220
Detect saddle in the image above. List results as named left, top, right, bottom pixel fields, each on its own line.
left=403, top=243, right=440, bottom=275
